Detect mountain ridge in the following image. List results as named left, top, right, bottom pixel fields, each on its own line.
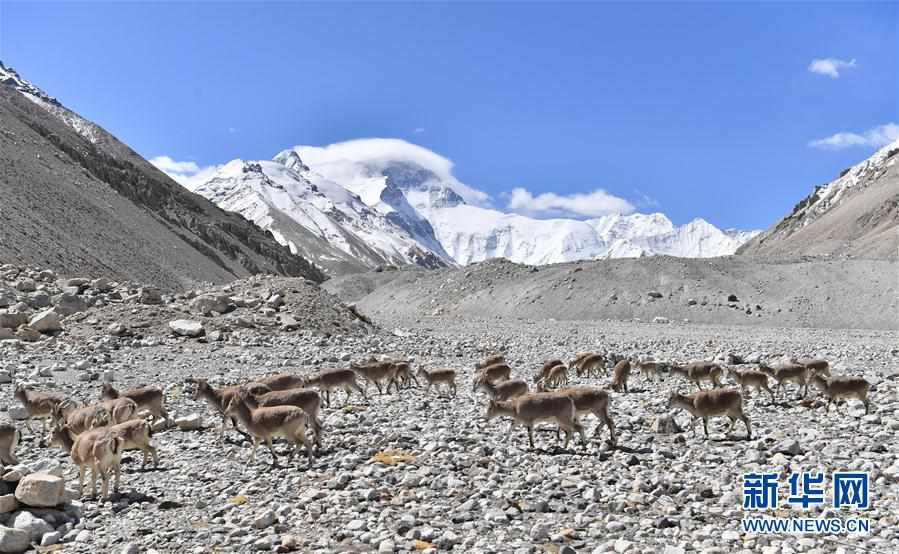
left=0, top=61, right=324, bottom=288
left=185, top=143, right=760, bottom=274
left=738, top=139, right=899, bottom=259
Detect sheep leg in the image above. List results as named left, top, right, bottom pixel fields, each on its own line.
left=90, top=462, right=99, bottom=499
left=248, top=437, right=259, bottom=466
left=78, top=464, right=86, bottom=498
left=266, top=437, right=279, bottom=467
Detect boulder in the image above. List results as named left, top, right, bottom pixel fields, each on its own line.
left=0, top=495, right=18, bottom=514
left=11, top=510, right=52, bottom=541
left=652, top=316, right=670, bottom=324
left=0, top=329, right=13, bottom=341
left=14, top=473, right=65, bottom=508
left=26, top=291, right=51, bottom=308
left=279, top=315, right=300, bottom=331
left=90, top=278, right=113, bottom=292
left=106, top=322, right=128, bottom=337
left=189, top=294, right=233, bottom=316
left=25, top=459, right=64, bottom=478
left=13, top=280, right=35, bottom=293
left=175, top=413, right=203, bottom=431
left=15, top=327, right=42, bottom=342
left=230, top=295, right=261, bottom=309
left=651, top=413, right=683, bottom=434
left=0, top=311, right=28, bottom=330
left=169, top=320, right=205, bottom=338
left=266, top=294, right=285, bottom=308
left=138, top=287, right=162, bottom=305
left=52, top=293, right=87, bottom=316
left=0, top=526, right=29, bottom=553
left=28, top=309, right=62, bottom=334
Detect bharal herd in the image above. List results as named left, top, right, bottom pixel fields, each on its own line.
left=5, top=352, right=872, bottom=501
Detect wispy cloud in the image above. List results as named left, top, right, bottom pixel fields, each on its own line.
left=149, top=155, right=219, bottom=190
left=809, top=123, right=899, bottom=150
left=412, top=127, right=426, bottom=134
left=506, top=187, right=634, bottom=218
left=633, top=189, right=659, bottom=209
left=295, top=138, right=491, bottom=206
left=808, top=57, right=856, bottom=79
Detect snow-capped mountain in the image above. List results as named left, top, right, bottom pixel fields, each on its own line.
left=738, top=139, right=898, bottom=258
left=186, top=141, right=760, bottom=273
left=281, top=145, right=759, bottom=264
left=186, top=155, right=453, bottom=275
left=410, top=202, right=758, bottom=265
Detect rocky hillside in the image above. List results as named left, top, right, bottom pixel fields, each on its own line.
left=0, top=262, right=371, bottom=347
left=325, top=256, right=899, bottom=330
left=738, top=140, right=899, bottom=259
left=0, top=62, right=323, bottom=289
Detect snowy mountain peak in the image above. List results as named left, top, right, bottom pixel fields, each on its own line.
left=190, top=157, right=454, bottom=274
left=273, top=149, right=310, bottom=173
left=0, top=60, right=102, bottom=144
left=0, top=61, right=60, bottom=106
left=178, top=139, right=761, bottom=272
left=738, top=138, right=898, bottom=258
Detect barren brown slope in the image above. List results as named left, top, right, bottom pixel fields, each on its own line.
left=0, top=82, right=323, bottom=289
left=738, top=142, right=899, bottom=259
left=325, top=256, right=898, bottom=330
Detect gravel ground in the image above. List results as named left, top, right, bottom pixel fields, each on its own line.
left=2, top=297, right=897, bottom=554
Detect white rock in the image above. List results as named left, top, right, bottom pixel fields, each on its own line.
left=175, top=413, right=203, bottom=431
left=11, top=511, right=52, bottom=541
left=39, top=531, right=60, bottom=547
left=14, top=473, right=65, bottom=507
left=27, top=309, right=62, bottom=334
left=169, top=319, right=205, bottom=338
left=252, top=509, right=276, bottom=529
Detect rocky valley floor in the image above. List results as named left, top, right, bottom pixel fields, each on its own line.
left=1, top=283, right=897, bottom=554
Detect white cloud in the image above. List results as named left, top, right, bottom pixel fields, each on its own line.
left=293, top=138, right=491, bottom=206
left=149, top=155, right=220, bottom=190
left=506, top=187, right=634, bottom=218
left=148, top=155, right=200, bottom=174
left=808, top=57, right=856, bottom=79
left=413, top=127, right=426, bottom=134
left=809, top=123, right=899, bottom=150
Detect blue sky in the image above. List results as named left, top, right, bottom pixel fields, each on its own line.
left=1, top=1, right=895, bottom=229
